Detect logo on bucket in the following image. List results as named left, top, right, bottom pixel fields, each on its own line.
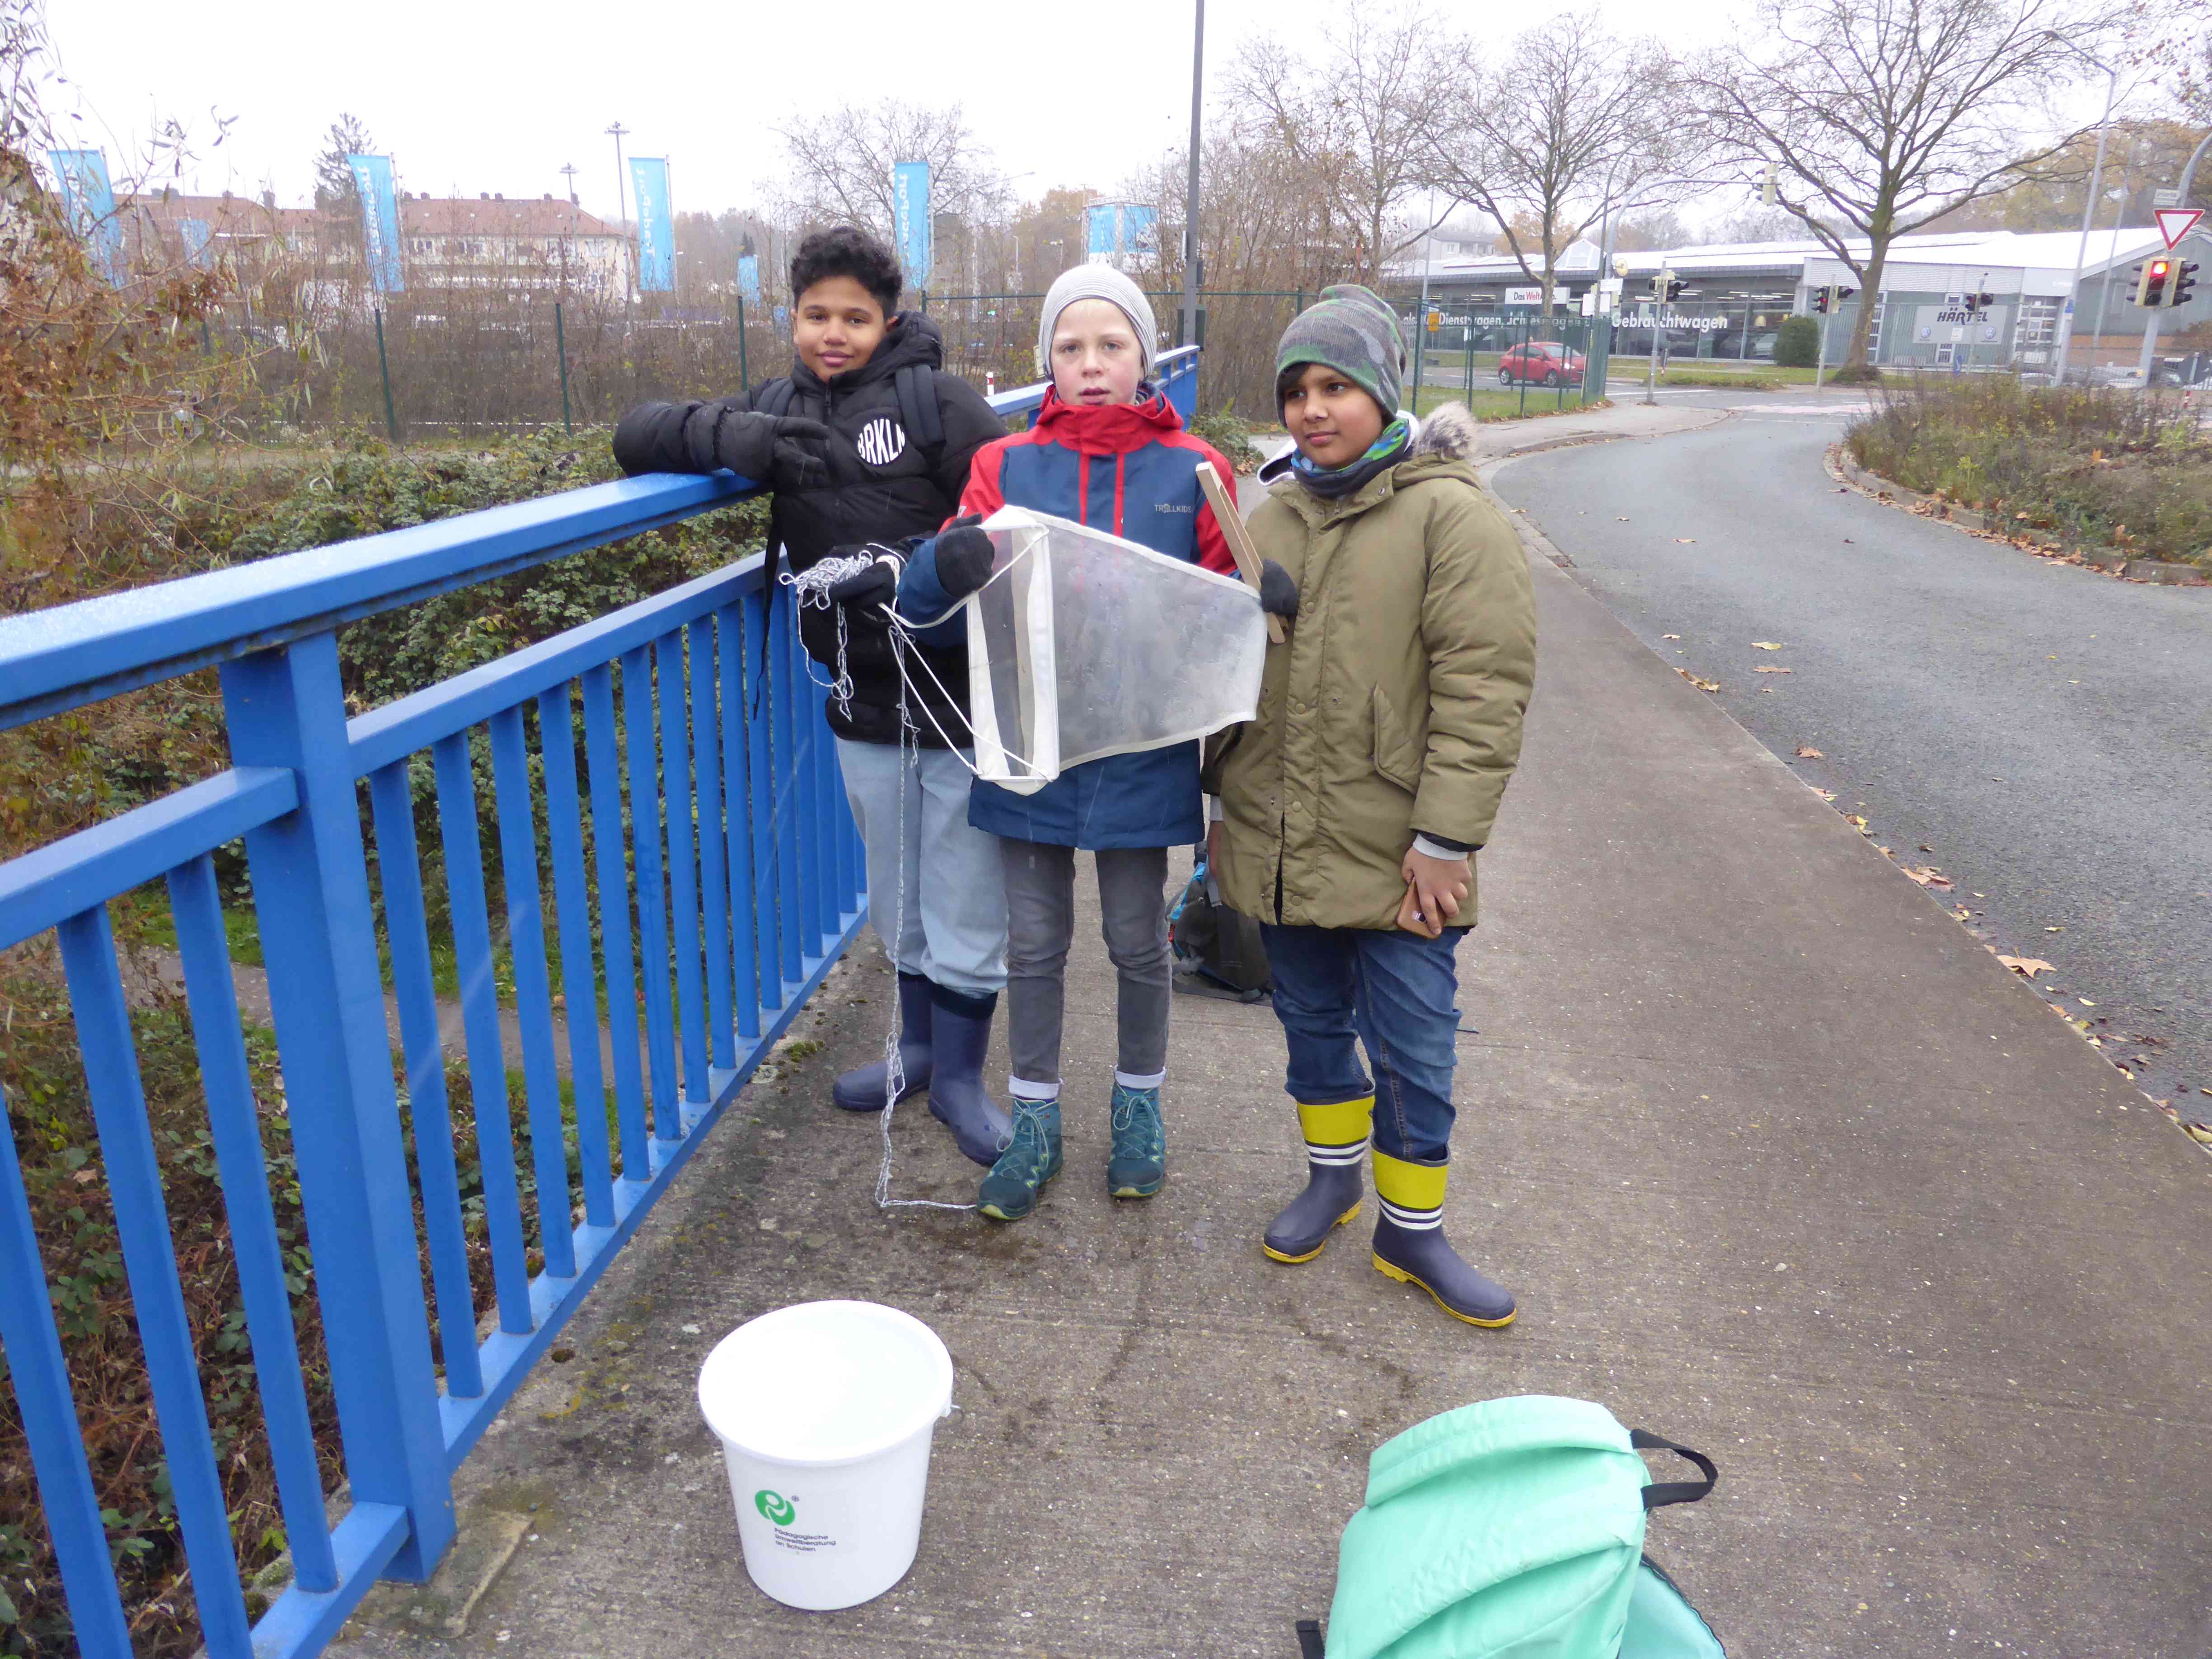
left=755, top=1489, right=797, bottom=1526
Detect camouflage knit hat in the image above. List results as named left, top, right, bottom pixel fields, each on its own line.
left=1275, top=284, right=1406, bottom=419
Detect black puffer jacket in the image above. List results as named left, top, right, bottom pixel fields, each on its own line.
left=613, top=313, right=1003, bottom=746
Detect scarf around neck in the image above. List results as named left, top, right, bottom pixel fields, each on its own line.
left=1290, top=416, right=1414, bottom=499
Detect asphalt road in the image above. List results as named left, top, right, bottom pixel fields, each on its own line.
left=1493, top=409, right=2212, bottom=1108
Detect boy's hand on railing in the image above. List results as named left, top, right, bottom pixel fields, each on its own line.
left=696, top=406, right=834, bottom=490
left=1258, top=559, right=1299, bottom=620
left=1397, top=848, right=1470, bottom=939
left=934, top=517, right=996, bottom=600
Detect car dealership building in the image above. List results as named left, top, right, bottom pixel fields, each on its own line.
left=1393, top=226, right=2209, bottom=373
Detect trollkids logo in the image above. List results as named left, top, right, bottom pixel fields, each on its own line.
left=754, top=1489, right=797, bottom=1526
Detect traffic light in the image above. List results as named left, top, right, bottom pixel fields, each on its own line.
left=1652, top=270, right=1685, bottom=303
left=1837, top=286, right=1858, bottom=303
left=1971, top=290, right=1996, bottom=309
left=2173, top=261, right=2199, bottom=309
left=1811, top=289, right=1830, bottom=314
left=2137, top=257, right=2174, bottom=307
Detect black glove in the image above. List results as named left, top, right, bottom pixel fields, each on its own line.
left=825, top=549, right=903, bottom=609
left=934, top=516, right=995, bottom=600
left=687, top=403, right=834, bottom=490
left=1258, top=558, right=1300, bottom=619
left=611, top=401, right=690, bottom=476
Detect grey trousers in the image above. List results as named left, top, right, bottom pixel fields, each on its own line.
left=996, top=840, right=1172, bottom=1100
left=836, top=738, right=1008, bottom=996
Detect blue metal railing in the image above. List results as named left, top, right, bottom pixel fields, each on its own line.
left=0, top=347, right=1197, bottom=1658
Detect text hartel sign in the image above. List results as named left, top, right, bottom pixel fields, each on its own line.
left=2157, top=207, right=2204, bottom=250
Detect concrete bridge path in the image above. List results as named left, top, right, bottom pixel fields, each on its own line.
left=327, top=416, right=2212, bottom=1659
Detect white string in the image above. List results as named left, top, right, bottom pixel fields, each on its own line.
left=779, top=552, right=878, bottom=719
left=800, top=540, right=1062, bottom=1209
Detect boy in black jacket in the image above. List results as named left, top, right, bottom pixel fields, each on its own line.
left=613, top=226, right=1010, bottom=1163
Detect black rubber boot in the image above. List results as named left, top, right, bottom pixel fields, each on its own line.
left=1371, top=1149, right=1516, bottom=1328
left=1264, top=1163, right=1365, bottom=1262
left=831, top=970, right=933, bottom=1112
left=924, top=987, right=1013, bottom=1167
left=1262, top=1095, right=1372, bottom=1263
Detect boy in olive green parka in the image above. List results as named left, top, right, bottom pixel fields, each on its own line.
left=1206, top=285, right=1536, bottom=1327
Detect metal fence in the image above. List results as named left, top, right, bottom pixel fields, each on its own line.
left=215, top=278, right=1271, bottom=437
left=1401, top=309, right=1612, bottom=414
left=0, top=346, right=1198, bottom=1659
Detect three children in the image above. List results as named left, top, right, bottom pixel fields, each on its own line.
left=1208, top=285, right=1537, bottom=1326
left=619, top=244, right=1535, bottom=1327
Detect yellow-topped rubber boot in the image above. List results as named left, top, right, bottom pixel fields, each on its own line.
left=1262, top=1096, right=1373, bottom=1263
left=1370, top=1149, right=1516, bottom=1327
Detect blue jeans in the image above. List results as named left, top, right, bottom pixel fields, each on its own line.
left=1257, top=924, right=1462, bottom=1163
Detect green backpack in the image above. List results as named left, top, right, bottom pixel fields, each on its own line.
left=1306, top=1396, right=1723, bottom=1659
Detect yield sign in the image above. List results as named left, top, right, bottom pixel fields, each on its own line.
left=2156, top=206, right=2203, bottom=249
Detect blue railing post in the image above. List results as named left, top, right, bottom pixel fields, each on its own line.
left=218, top=633, right=456, bottom=1579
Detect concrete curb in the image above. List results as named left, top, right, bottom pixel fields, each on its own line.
left=1828, top=445, right=2211, bottom=586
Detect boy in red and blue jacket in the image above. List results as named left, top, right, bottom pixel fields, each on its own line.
left=887, top=265, right=1238, bottom=1221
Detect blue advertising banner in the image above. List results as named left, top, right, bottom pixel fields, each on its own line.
left=47, top=148, right=122, bottom=283
left=1084, top=203, right=1161, bottom=271
left=346, top=153, right=405, bottom=294
left=630, top=156, right=675, bottom=292
left=178, top=218, right=213, bottom=268
left=737, top=253, right=761, bottom=305
left=893, top=160, right=931, bottom=290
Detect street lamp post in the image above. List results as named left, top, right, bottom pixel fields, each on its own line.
left=606, top=121, right=633, bottom=320
left=2049, top=41, right=2116, bottom=386
left=1180, top=0, right=1205, bottom=353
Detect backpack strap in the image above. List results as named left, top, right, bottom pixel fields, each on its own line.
left=894, top=363, right=947, bottom=470
left=1630, top=1429, right=1719, bottom=1509
left=1294, top=1618, right=1325, bottom=1659
left=754, top=376, right=797, bottom=419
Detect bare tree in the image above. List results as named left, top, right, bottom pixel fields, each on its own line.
left=1225, top=1, right=1459, bottom=286
left=1427, top=18, right=1690, bottom=312
left=771, top=101, right=1007, bottom=251
left=1680, top=0, right=2114, bottom=372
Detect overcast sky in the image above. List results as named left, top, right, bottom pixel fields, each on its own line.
left=48, top=0, right=2123, bottom=231
left=46, top=0, right=1765, bottom=220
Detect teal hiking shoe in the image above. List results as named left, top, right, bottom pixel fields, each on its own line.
left=1107, top=1083, right=1165, bottom=1199
left=978, top=1097, right=1062, bottom=1222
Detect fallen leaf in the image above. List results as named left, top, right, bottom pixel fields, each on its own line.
left=1616, top=516, right=1631, bottom=522
left=1842, top=537, right=1854, bottom=543
left=1846, top=813, right=1871, bottom=832
left=1676, top=669, right=1721, bottom=692
left=1999, top=956, right=2056, bottom=978
left=2187, top=1123, right=2212, bottom=1146
left=1813, top=787, right=1837, bottom=801
left=1902, top=866, right=1953, bottom=889
left=1754, top=665, right=1794, bottom=674
left=1796, top=745, right=1825, bottom=758
left=2078, top=998, right=2095, bottom=1008
left=1662, top=633, right=1682, bottom=640
left=1674, top=537, right=1697, bottom=544
left=1751, top=641, right=1786, bottom=651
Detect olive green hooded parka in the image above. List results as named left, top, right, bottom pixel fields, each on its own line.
left=1206, top=403, right=1537, bottom=931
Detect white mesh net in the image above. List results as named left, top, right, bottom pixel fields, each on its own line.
left=962, top=506, right=1267, bottom=794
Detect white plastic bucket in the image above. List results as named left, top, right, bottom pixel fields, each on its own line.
left=696, top=1300, right=954, bottom=1610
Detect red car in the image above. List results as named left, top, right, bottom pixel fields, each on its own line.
left=1498, top=342, right=1586, bottom=386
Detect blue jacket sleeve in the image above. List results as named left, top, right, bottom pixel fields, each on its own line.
left=894, top=536, right=970, bottom=649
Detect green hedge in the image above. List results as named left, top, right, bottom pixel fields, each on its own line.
left=1774, top=315, right=1821, bottom=368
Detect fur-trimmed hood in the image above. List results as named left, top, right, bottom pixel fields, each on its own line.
left=1256, top=403, right=1480, bottom=487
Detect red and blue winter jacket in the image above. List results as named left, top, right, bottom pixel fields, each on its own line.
left=897, top=385, right=1239, bottom=849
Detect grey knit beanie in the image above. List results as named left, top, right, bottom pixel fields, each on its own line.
left=1274, top=283, right=1406, bottom=419
left=1036, top=263, right=1158, bottom=378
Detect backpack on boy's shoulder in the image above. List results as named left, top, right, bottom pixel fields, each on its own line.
left=1300, top=1395, right=1725, bottom=1659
